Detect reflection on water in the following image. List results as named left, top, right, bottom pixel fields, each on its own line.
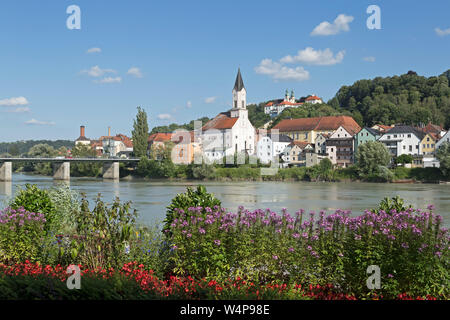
left=0, top=181, right=12, bottom=198
left=0, top=173, right=449, bottom=227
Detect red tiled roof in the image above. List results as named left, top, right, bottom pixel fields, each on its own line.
left=305, top=95, right=321, bottom=101
left=148, top=132, right=173, bottom=143
left=278, top=101, right=303, bottom=106
left=266, top=102, right=274, bottom=106
left=421, top=123, right=444, bottom=135
left=202, top=112, right=238, bottom=131
left=273, top=116, right=361, bottom=134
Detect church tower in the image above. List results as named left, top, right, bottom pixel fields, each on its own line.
left=232, top=68, right=246, bottom=109
left=231, top=68, right=248, bottom=118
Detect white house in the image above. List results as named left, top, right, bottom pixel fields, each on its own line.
left=436, top=130, right=450, bottom=150
left=304, top=95, right=323, bottom=104
left=378, top=125, right=425, bottom=157
left=256, top=133, right=292, bottom=164
left=325, top=125, right=358, bottom=167
left=314, top=133, right=328, bottom=155
left=200, top=69, right=255, bottom=163
left=102, top=133, right=133, bottom=157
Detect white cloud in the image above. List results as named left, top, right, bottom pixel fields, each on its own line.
left=157, top=113, right=172, bottom=120
left=81, top=65, right=116, bottom=77
left=0, top=96, right=29, bottom=106
left=204, top=97, right=217, bottom=104
left=435, top=27, right=450, bottom=36
left=280, top=47, right=345, bottom=65
left=254, top=59, right=310, bottom=82
left=86, top=47, right=101, bottom=54
left=186, top=101, right=192, bottom=108
left=127, top=67, right=143, bottom=78
left=363, top=56, right=376, bottom=62
left=94, top=76, right=122, bottom=84
left=311, top=14, right=354, bottom=36
left=25, top=119, right=55, bottom=126
left=3, top=107, right=31, bottom=113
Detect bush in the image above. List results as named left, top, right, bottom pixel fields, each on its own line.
left=164, top=185, right=221, bottom=233
left=68, top=195, right=138, bottom=269
left=0, top=208, right=47, bottom=263
left=10, top=184, right=56, bottom=233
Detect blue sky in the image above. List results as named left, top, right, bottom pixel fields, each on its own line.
left=0, top=0, right=449, bottom=142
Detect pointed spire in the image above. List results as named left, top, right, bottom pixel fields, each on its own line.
left=233, top=68, right=245, bottom=91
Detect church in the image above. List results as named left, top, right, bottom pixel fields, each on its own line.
left=200, top=69, right=256, bottom=163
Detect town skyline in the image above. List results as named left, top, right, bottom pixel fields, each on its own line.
left=1, top=0, right=450, bottom=142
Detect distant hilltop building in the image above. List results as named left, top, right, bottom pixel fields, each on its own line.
left=200, top=68, right=256, bottom=162
left=264, top=91, right=322, bottom=117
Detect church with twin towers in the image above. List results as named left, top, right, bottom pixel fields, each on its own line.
left=200, top=68, right=256, bottom=163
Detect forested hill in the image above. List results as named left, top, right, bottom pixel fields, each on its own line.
left=0, top=140, right=74, bottom=156
left=329, top=70, right=450, bottom=128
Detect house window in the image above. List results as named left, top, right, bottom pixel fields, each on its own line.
left=242, top=101, right=245, bottom=108
left=408, top=134, right=411, bottom=138
left=427, top=137, right=430, bottom=142
left=409, top=145, right=412, bottom=152
left=234, top=100, right=237, bottom=108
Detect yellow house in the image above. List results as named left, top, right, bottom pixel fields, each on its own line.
left=420, top=133, right=437, bottom=156
left=272, top=116, right=361, bottom=144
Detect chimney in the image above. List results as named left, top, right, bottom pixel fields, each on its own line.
left=80, top=125, right=85, bottom=137
left=108, top=126, right=111, bottom=137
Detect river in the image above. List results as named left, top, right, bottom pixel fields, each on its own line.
left=1, top=173, right=449, bottom=227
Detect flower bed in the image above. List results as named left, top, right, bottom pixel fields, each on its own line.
left=0, top=261, right=442, bottom=300
left=167, top=205, right=449, bottom=299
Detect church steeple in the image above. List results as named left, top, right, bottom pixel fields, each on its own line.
left=232, top=68, right=247, bottom=110
left=233, top=68, right=245, bottom=92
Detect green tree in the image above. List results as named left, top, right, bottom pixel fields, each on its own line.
left=132, top=106, right=149, bottom=158
left=26, top=144, right=58, bottom=175
left=395, top=154, right=413, bottom=165
left=436, top=142, right=450, bottom=178
left=71, top=144, right=102, bottom=177
left=355, top=141, right=391, bottom=175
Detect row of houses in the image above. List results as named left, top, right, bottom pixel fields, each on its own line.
left=263, top=119, right=449, bottom=168
left=75, top=126, right=133, bottom=157
left=75, top=69, right=449, bottom=170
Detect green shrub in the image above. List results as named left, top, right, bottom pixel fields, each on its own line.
left=164, top=185, right=221, bottom=233
left=128, top=224, right=169, bottom=278
left=0, top=207, right=47, bottom=263
left=69, top=195, right=137, bottom=269
left=10, top=184, right=56, bottom=233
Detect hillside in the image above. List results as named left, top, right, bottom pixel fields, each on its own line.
left=329, top=70, right=450, bottom=128
left=244, top=70, right=450, bottom=130
left=0, top=140, right=75, bottom=156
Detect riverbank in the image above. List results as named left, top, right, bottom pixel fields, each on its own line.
left=11, top=164, right=449, bottom=185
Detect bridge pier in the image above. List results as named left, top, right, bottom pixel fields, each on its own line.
left=103, top=161, right=119, bottom=180
left=53, top=162, right=70, bottom=181
left=0, top=162, right=12, bottom=182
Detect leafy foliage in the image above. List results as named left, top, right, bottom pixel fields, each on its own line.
left=10, top=184, right=57, bottom=233
left=132, top=106, right=150, bottom=158
left=164, top=185, right=221, bottom=233
left=436, top=142, right=450, bottom=178
left=333, top=70, right=450, bottom=128
left=355, top=141, right=391, bottom=176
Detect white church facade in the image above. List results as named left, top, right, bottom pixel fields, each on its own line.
left=200, top=69, right=256, bottom=163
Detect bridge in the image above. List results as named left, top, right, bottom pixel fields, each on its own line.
left=0, top=158, right=140, bottom=181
